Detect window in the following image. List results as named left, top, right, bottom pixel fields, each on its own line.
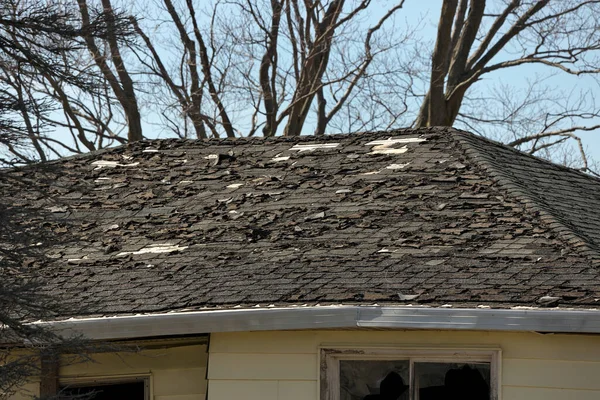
left=59, top=376, right=149, bottom=400
left=321, top=348, right=500, bottom=400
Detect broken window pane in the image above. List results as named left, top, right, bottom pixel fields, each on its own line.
left=59, top=381, right=145, bottom=400
left=340, top=360, right=410, bottom=400
left=414, top=362, right=490, bottom=400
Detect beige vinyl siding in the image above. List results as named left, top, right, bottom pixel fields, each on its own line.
left=207, top=330, right=600, bottom=400
left=8, top=382, right=40, bottom=400
left=62, top=343, right=208, bottom=400
left=9, top=342, right=207, bottom=400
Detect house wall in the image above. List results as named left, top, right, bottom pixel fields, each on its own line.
left=207, top=330, right=600, bottom=400
left=9, top=341, right=207, bottom=400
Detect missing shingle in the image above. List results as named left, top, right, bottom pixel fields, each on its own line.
left=116, top=244, right=188, bottom=257
left=94, top=177, right=112, bottom=183
left=90, top=160, right=140, bottom=170
left=289, top=143, right=340, bottom=152
left=366, top=137, right=425, bottom=155
left=270, top=154, right=291, bottom=162
left=386, top=163, right=410, bottom=169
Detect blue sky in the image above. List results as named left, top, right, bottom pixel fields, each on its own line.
left=25, top=0, right=600, bottom=167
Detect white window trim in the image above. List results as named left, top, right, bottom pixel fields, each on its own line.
left=59, top=373, right=151, bottom=400
left=320, top=346, right=501, bottom=400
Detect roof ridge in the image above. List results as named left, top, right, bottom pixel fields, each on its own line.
left=0, top=128, right=440, bottom=173
left=452, top=129, right=600, bottom=264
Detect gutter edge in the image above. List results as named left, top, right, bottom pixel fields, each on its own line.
left=40, top=305, right=600, bottom=341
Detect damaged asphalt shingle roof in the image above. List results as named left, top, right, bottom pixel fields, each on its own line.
left=3, top=126, right=600, bottom=317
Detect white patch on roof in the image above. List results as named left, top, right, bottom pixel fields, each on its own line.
left=94, top=177, right=112, bottom=183
left=205, top=154, right=219, bottom=160
left=270, top=154, right=290, bottom=162
left=142, top=148, right=159, bottom=153
left=398, top=293, right=419, bottom=301
left=67, top=256, right=89, bottom=263
left=227, top=183, right=244, bottom=189
left=386, top=163, right=410, bottom=169
left=91, top=160, right=140, bottom=170
left=116, top=244, right=188, bottom=257
left=46, top=206, right=67, bottom=213
left=366, top=137, right=426, bottom=155
left=91, top=160, right=119, bottom=168
left=289, top=143, right=340, bottom=152
left=366, top=137, right=426, bottom=145
left=371, top=144, right=408, bottom=155
left=360, top=170, right=381, bottom=175
left=103, top=224, right=119, bottom=232
left=538, top=296, right=561, bottom=304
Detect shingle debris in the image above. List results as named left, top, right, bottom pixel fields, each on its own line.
left=3, top=127, right=600, bottom=317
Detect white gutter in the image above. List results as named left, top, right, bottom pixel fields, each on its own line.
left=43, top=306, right=600, bottom=341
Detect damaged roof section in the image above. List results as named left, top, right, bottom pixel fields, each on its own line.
left=2, top=127, right=600, bottom=317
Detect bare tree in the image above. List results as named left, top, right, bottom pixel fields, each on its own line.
left=77, top=0, right=143, bottom=142
left=133, top=0, right=411, bottom=138
left=0, top=3, right=140, bottom=395
left=130, top=0, right=235, bottom=139
left=0, top=0, right=136, bottom=166
left=414, top=0, right=600, bottom=173
left=135, top=0, right=599, bottom=171
left=2, top=0, right=599, bottom=172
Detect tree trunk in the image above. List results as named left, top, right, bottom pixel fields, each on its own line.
left=424, top=0, right=458, bottom=127
left=77, top=0, right=143, bottom=142
left=283, top=0, right=344, bottom=136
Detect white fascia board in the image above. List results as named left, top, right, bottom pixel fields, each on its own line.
left=43, top=306, right=600, bottom=341
left=355, top=307, right=600, bottom=332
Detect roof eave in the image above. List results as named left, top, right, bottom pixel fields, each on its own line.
left=42, top=305, right=600, bottom=341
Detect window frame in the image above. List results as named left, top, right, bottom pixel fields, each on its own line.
left=320, top=346, right=501, bottom=400
left=59, top=374, right=151, bottom=400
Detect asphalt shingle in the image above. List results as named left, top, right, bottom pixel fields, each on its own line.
left=2, top=127, right=600, bottom=316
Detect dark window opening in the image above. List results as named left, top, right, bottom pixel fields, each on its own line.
left=340, top=360, right=410, bottom=400
left=415, top=362, right=490, bottom=400
left=339, top=360, right=491, bottom=400
left=59, top=380, right=145, bottom=400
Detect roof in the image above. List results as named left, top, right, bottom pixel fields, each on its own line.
left=3, top=127, right=600, bottom=319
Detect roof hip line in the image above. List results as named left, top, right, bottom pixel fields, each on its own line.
left=453, top=130, right=600, bottom=264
